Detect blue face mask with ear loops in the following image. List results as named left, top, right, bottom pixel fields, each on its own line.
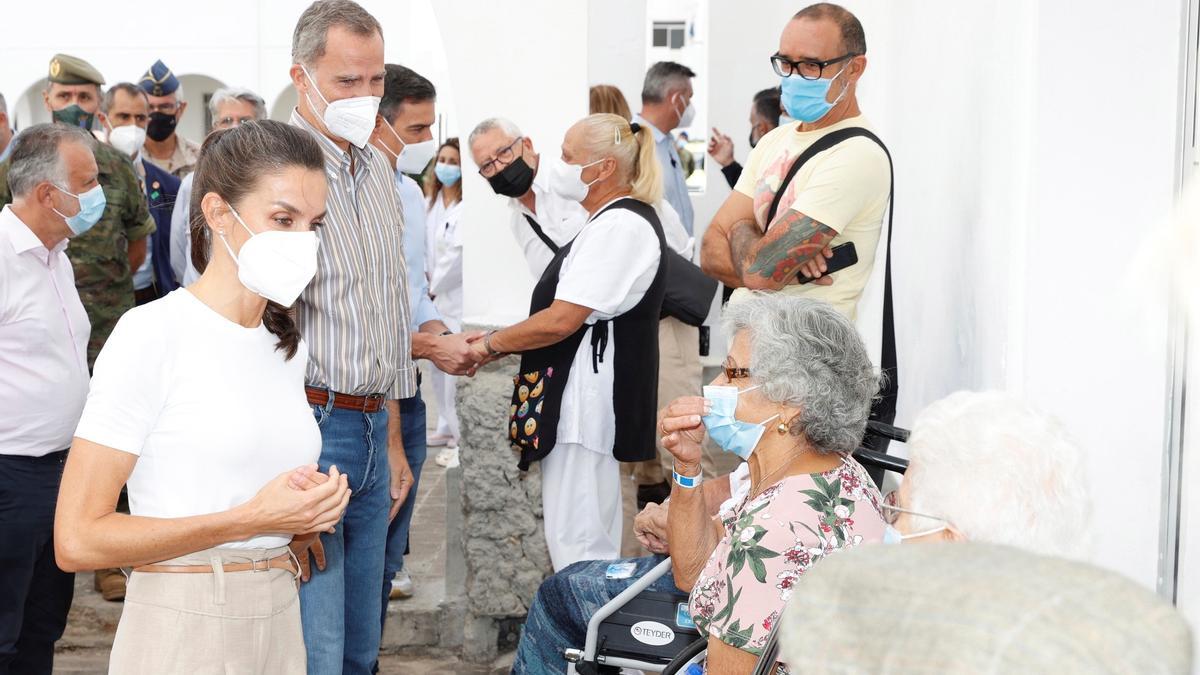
left=701, top=384, right=780, bottom=460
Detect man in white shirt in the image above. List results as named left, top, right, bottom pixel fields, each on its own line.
left=468, top=117, right=589, bottom=280
left=0, top=123, right=94, bottom=675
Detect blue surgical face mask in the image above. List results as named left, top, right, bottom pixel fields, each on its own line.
left=435, top=162, right=462, bottom=187
left=779, top=61, right=851, bottom=124
left=52, top=183, right=106, bottom=235
left=701, top=384, right=780, bottom=460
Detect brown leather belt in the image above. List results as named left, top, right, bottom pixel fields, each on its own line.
left=305, top=386, right=386, bottom=413
left=134, top=552, right=297, bottom=575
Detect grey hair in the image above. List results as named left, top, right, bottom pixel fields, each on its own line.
left=207, top=87, right=268, bottom=124
left=291, top=0, right=383, bottom=68
left=641, top=61, right=696, bottom=104
left=723, top=293, right=879, bottom=455
left=0, top=91, right=7, bottom=115
left=7, top=123, right=95, bottom=197
left=100, top=82, right=148, bottom=114
left=468, top=117, right=523, bottom=148
left=904, top=391, right=1092, bottom=558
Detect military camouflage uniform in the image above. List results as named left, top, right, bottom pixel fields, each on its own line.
left=0, top=142, right=156, bottom=367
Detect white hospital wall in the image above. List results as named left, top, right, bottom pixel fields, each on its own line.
left=588, top=0, right=647, bottom=114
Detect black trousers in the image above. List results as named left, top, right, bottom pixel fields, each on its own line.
left=0, top=451, right=74, bottom=675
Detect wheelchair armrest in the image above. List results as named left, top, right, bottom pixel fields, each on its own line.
left=582, top=557, right=675, bottom=660
left=851, top=447, right=909, bottom=475
left=865, top=420, right=910, bottom=443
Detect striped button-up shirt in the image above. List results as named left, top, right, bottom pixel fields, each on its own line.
left=290, top=109, right=416, bottom=400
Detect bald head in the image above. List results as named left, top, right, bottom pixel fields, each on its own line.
left=792, top=3, right=866, bottom=55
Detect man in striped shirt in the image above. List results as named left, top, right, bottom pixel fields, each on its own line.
left=287, top=2, right=417, bottom=672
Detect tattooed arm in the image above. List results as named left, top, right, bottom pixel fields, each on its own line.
left=729, top=209, right=838, bottom=290
left=700, top=191, right=755, bottom=287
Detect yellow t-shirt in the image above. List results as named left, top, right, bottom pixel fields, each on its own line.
left=729, top=115, right=890, bottom=320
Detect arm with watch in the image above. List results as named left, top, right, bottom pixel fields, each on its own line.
left=465, top=300, right=595, bottom=364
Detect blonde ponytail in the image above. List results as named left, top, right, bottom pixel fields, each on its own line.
left=576, top=113, right=664, bottom=205
left=628, top=122, right=663, bottom=205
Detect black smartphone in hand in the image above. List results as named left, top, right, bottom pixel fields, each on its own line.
left=797, top=242, right=857, bottom=284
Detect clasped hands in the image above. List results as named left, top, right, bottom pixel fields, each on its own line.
left=423, top=331, right=507, bottom=377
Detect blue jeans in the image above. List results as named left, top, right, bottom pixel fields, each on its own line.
left=512, top=556, right=676, bottom=675
left=300, top=401, right=391, bottom=675
left=379, top=392, right=427, bottom=631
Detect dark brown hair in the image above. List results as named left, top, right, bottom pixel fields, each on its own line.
left=189, top=119, right=325, bottom=360
left=423, top=137, right=460, bottom=208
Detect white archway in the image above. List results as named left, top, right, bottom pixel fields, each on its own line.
left=175, top=73, right=226, bottom=142
left=12, top=79, right=52, bottom=131
left=269, top=85, right=298, bottom=123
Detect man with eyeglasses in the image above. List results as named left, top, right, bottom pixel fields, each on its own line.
left=701, top=2, right=890, bottom=322
left=137, top=60, right=201, bottom=178
left=168, top=87, right=268, bottom=286
left=468, top=117, right=587, bottom=280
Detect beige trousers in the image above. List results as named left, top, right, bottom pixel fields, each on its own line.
left=633, top=317, right=741, bottom=485
left=108, top=546, right=305, bottom=675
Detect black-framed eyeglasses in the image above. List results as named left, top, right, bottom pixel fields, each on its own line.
left=478, top=136, right=524, bottom=178
left=770, top=52, right=859, bottom=80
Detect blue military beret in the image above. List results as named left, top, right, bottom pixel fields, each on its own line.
left=138, top=59, right=179, bottom=97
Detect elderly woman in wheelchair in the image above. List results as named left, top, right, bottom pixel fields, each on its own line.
left=512, top=294, right=888, bottom=674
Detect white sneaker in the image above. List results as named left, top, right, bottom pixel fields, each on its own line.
left=389, top=570, right=414, bottom=600
left=434, top=445, right=460, bottom=468
left=427, top=433, right=454, bottom=448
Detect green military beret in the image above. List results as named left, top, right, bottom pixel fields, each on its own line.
left=48, top=53, right=106, bottom=86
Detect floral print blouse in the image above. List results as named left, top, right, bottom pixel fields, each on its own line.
left=687, top=458, right=886, bottom=659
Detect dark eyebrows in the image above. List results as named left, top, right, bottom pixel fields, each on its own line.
left=271, top=202, right=326, bottom=222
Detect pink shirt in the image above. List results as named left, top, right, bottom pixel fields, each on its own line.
left=688, top=457, right=886, bottom=660
left=0, top=205, right=90, bottom=457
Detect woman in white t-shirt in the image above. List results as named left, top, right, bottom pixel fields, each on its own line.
left=467, top=114, right=670, bottom=571
left=424, top=139, right=464, bottom=467
left=53, top=121, right=350, bottom=674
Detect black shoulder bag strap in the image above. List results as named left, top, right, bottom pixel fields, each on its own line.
left=523, top=214, right=560, bottom=255
left=764, top=127, right=898, bottom=453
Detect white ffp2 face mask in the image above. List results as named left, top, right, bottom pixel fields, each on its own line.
left=380, top=123, right=438, bottom=174
left=217, top=202, right=320, bottom=307
left=546, top=156, right=604, bottom=203
left=108, top=124, right=146, bottom=158
left=300, top=64, right=380, bottom=149
left=674, top=95, right=696, bottom=129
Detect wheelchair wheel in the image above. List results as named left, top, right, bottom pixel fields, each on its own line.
left=660, top=637, right=707, bottom=675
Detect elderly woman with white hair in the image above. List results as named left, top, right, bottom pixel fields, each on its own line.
left=653, top=293, right=887, bottom=673
left=468, top=113, right=678, bottom=571
left=881, top=390, right=1090, bottom=554
left=168, top=87, right=268, bottom=286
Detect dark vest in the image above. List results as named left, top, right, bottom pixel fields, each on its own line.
left=508, top=197, right=668, bottom=470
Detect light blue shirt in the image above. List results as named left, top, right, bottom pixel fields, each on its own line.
left=169, top=172, right=199, bottom=285
left=634, top=114, right=694, bottom=235
left=395, top=172, right=440, bottom=330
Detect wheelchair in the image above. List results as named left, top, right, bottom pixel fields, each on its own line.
left=564, top=421, right=910, bottom=675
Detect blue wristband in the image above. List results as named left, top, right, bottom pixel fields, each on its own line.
left=672, top=464, right=702, bottom=489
